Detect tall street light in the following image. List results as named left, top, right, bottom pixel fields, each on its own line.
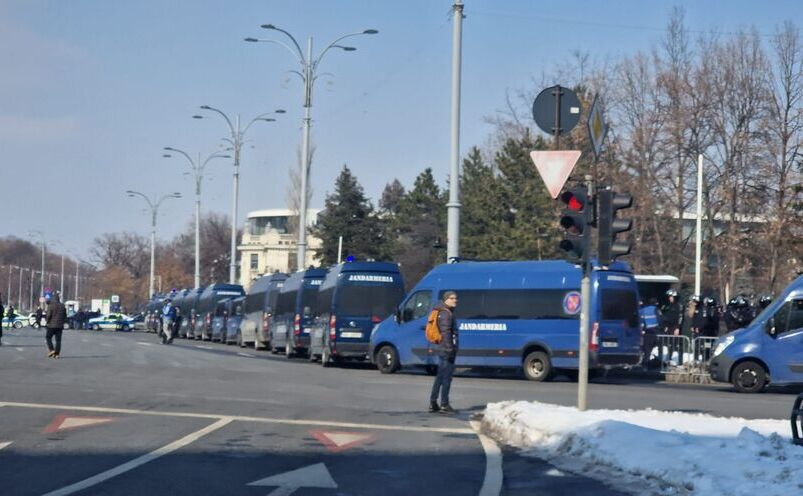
left=50, top=240, right=66, bottom=298
left=126, top=190, right=182, bottom=299
left=246, top=24, right=378, bottom=270
left=193, top=106, right=285, bottom=284
left=163, top=147, right=229, bottom=288
left=28, top=230, right=46, bottom=298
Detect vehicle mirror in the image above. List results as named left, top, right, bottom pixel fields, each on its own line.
left=766, top=317, right=777, bottom=337
left=394, top=308, right=401, bottom=322
left=402, top=308, right=414, bottom=322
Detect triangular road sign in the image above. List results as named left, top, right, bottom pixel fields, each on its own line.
left=43, top=414, right=115, bottom=433
left=248, top=463, right=337, bottom=494
left=530, top=150, right=582, bottom=199
left=310, top=430, right=376, bottom=452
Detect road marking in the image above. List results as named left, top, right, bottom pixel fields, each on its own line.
left=237, top=352, right=255, bottom=358
left=136, top=342, right=153, bottom=347
left=195, top=345, right=212, bottom=350
left=0, top=401, right=473, bottom=434
left=44, top=415, right=115, bottom=433
left=15, top=347, right=23, bottom=351
left=100, top=343, right=111, bottom=347
left=42, top=417, right=232, bottom=496
left=310, top=430, right=376, bottom=452
left=248, top=462, right=337, bottom=496
left=0, top=441, right=11, bottom=450
left=470, top=420, right=503, bottom=496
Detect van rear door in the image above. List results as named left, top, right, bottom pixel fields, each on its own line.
left=334, top=277, right=405, bottom=346
left=595, top=273, right=642, bottom=365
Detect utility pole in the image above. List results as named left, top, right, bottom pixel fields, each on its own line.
left=446, top=0, right=464, bottom=262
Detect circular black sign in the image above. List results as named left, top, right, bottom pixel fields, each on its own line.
left=532, top=85, right=582, bottom=136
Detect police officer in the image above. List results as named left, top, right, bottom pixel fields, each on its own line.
left=640, top=298, right=661, bottom=369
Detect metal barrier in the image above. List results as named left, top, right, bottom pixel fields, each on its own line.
left=649, top=335, right=719, bottom=381
left=654, top=335, right=692, bottom=374
left=692, top=337, right=718, bottom=365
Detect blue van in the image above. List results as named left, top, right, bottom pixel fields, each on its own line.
left=195, top=284, right=246, bottom=341
left=309, top=261, right=405, bottom=366
left=270, top=268, right=327, bottom=358
left=369, top=260, right=642, bottom=381
left=178, top=287, right=205, bottom=339
left=241, top=273, right=287, bottom=350
left=224, top=296, right=245, bottom=345
left=710, top=274, right=803, bottom=393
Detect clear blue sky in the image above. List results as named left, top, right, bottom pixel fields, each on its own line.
left=1, top=0, right=799, bottom=260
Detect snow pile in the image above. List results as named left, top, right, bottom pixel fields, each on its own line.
left=482, top=401, right=803, bottom=495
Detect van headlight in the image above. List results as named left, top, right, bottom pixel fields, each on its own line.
left=713, top=335, right=735, bottom=357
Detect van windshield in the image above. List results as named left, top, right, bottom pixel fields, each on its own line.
left=601, top=289, right=640, bottom=327
left=300, top=286, right=320, bottom=316
left=337, top=284, right=405, bottom=318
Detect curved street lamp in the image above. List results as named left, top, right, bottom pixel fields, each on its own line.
left=126, top=190, right=182, bottom=299
left=27, top=230, right=46, bottom=298
left=162, top=147, right=229, bottom=287
left=245, top=24, right=377, bottom=270
left=193, top=106, right=285, bottom=284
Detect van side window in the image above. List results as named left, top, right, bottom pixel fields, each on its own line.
left=402, top=291, right=432, bottom=322
left=773, top=299, right=803, bottom=335
left=437, top=289, right=580, bottom=320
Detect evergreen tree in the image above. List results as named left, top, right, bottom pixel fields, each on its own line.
left=394, top=168, right=446, bottom=288
left=379, top=179, right=406, bottom=215
left=460, top=147, right=509, bottom=259
left=311, top=165, right=391, bottom=265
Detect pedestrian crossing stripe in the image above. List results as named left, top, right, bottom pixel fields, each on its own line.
left=43, top=414, right=116, bottom=433
left=309, top=430, right=376, bottom=452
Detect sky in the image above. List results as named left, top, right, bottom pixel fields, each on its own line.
left=1, top=0, right=800, bottom=260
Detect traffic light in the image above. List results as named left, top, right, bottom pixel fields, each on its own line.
left=597, top=188, right=633, bottom=266
left=558, top=186, right=592, bottom=264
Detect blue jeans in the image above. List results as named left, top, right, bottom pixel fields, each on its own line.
left=430, top=355, right=456, bottom=405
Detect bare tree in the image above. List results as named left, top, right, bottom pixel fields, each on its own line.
left=285, top=143, right=315, bottom=237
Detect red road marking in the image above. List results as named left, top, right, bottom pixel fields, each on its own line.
left=309, top=430, right=377, bottom=453
left=43, top=414, right=116, bottom=433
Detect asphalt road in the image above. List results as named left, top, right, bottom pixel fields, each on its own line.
left=0, top=326, right=797, bottom=495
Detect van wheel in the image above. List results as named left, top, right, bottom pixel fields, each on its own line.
left=732, top=361, right=767, bottom=393
left=425, top=365, right=438, bottom=376
left=523, top=351, right=552, bottom=382
left=376, top=345, right=400, bottom=374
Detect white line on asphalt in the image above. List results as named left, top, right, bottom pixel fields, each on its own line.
left=237, top=352, right=255, bottom=358
left=137, top=342, right=153, bottom=347
left=470, top=420, right=503, bottom=496
left=42, top=417, right=232, bottom=496
left=195, top=345, right=212, bottom=350
left=0, top=401, right=473, bottom=434
left=15, top=347, right=23, bottom=352
left=100, top=343, right=111, bottom=347
left=0, top=441, right=11, bottom=450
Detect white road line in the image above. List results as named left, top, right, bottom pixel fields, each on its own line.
left=0, top=401, right=473, bottom=434
left=42, top=417, right=232, bottom=496
left=15, top=347, right=23, bottom=351
left=0, top=441, right=12, bottom=450
left=195, top=345, right=212, bottom=350
left=470, top=420, right=503, bottom=496
left=136, top=342, right=153, bottom=346
left=100, top=343, right=112, bottom=348
left=237, top=352, right=255, bottom=358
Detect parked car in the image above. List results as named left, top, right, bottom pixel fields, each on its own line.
left=87, top=313, right=132, bottom=331
left=65, top=311, right=101, bottom=330
left=2, top=316, right=25, bottom=328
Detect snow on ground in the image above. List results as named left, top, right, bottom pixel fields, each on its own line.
left=482, top=401, right=803, bottom=495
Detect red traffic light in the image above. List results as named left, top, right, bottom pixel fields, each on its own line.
left=560, top=190, right=586, bottom=211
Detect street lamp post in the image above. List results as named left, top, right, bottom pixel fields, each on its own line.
left=126, top=190, right=182, bottom=299
left=246, top=24, right=377, bottom=270
left=163, top=148, right=229, bottom=288
left=193, top=106, right=285, bottom=284
left=18, top=267, right=26, bottom=310
left=50, top=240, right=66, bottom=298
left=28, top=230, right=46, bottom=297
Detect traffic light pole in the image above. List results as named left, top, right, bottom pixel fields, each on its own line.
left=577, top=175, right=594, bottom=411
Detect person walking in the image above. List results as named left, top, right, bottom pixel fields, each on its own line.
left=45, top=292, right=67, bottom=358
left=6, top=305, right=16, bottom=330
left=0, top=300, right=5, bottom=346
left=161, top=298, right=177, bottom=344
left=429, top=291, right=459, bottom=415
left=34, top=306, right=44, bottom=329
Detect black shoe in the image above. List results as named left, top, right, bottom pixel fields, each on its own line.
left=439, top=404, right=457, bottom=415
left=428, top=401, right=440, bottom=413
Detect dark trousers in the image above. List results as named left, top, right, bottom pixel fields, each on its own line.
left=46, top=328, right=63, bottom=354
left=430, top=355, right=456, bottom=405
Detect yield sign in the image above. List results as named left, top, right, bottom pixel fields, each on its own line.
left=248, top=463, right=337, bottom=496
left=530, top=150, right=582, bottom=199
left=43, top=414, right=115, bottom=433
left=310, top=430, right=376, bottom=452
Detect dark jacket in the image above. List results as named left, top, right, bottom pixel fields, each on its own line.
left=45, top=295, right=67, bottom=329
left=435, top=303, right=458, bottom=360
left=660, top=301, right=683, bottom=332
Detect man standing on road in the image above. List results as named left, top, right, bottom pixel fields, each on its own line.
left=0, top=299, right=5, bottom=346
left=161, top=298, right=176, bottom=344
left=429, top=291, right=459, bottom=415
left=6, top=305, right=15, bottom=330
left=45, top=292, right=67, bottom=358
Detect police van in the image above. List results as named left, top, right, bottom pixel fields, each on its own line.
left=369, top=260, right=642, bottom=381
left=270, top=268, right=327, bottom=358
left=241, top=273, right=287, bottom=350
left=309, top=261, right=405, bottom=366
left=710, top=274, right=803, bottom=393
left=224, top=296, right=246, bottom=345
left=194, top=284, right=246, bottom=341
left=178, top=287, right=205, bottom=339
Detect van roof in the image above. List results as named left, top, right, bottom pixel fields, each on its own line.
left=249, top=273, right=288, bottom=293
left=336, top=261, right=400, bottom=273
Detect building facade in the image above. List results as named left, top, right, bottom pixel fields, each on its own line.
left=237, top=208, right=321, bottom=291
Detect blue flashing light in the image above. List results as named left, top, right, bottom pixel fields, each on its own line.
left=345, top=256, right=355, bottom=263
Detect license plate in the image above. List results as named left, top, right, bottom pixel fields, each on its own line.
left=340, top=331, right=363, bottom=339
left=602, top=340, right=618, bottom=348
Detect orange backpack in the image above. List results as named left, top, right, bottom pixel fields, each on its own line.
left=425, top=307, right=450, bottom=344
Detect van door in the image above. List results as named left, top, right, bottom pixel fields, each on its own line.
left=397, top=290, right=433, bottom=365
left=762, top=298, right=803, bottom=383
left=596, top=277, right=642, bottom=366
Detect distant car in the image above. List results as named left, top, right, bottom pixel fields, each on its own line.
left=128, top=313, right=146, bottom=331
left=65, top=311, right=101, bottom=330
left=2, top=316, right=25, bottom=329
left=87, top=313, right=132, bottom=331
